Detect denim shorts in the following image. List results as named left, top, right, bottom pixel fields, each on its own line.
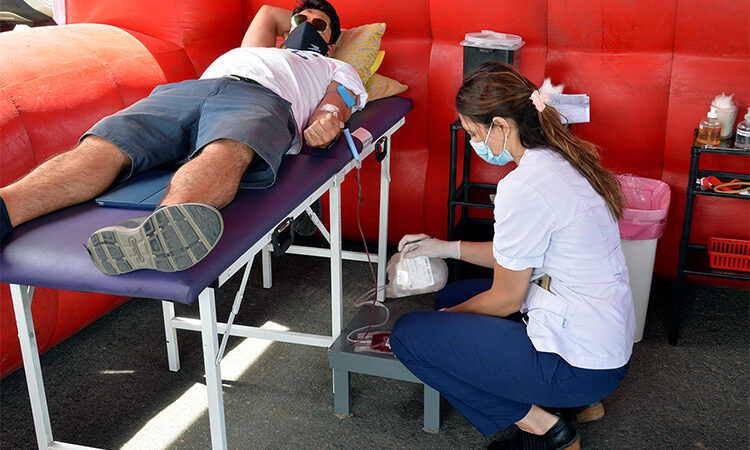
left=84, top=77, right=300, bottom=189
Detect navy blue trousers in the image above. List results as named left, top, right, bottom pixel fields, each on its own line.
left=390, top=279, right=629, bottom=436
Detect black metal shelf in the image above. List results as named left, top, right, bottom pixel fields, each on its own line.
left=692, top=168, right=750, bottom=199
left=691, top=190, right=750, bottom=200
left=692, top=130, right=750, bottom=153
left=684, top=245, right=750, bottom=281
left=447, top=120, right=499, bottom=242
left=694, top=146, right=750, bottom=155
left=453, top=182, right=496, bottom=209
left=671, top=131, right=750, bottom=345
left=696, top=169, right=750, bottom=180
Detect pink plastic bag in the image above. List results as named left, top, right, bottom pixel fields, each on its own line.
left=617, top=175, right=671, bottom=240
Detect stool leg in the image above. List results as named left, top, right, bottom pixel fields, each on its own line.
left=333, top=369, right=351, bottom=418
left=423, top=384, right=440, bottom=432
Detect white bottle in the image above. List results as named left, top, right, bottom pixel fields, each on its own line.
left=736, top=107, right=750, bottom=149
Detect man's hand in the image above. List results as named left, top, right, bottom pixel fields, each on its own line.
left=303, top=112, right=344, bottom=148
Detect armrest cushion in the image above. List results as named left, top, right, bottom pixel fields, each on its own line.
left=0, top=24, right=196, bottom=186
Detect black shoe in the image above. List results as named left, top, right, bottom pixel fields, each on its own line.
left=0, top=195, right=12, bottom=244
left=488, top=417, right=579, bottom=450
left=545, top=401, right=604, bottom=424
left=86, top=203, right=223, bottom=275
left=291, top=199, right=321, bottom=236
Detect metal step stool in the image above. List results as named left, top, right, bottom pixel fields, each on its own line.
left=328, top=306, right=441, bottom=432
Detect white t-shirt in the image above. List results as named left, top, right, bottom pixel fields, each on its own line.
left=201, top=47, right=367, bottom=152
left=492, top=148, right=636, bottom=369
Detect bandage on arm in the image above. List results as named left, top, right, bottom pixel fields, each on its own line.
left=304, top=82, right=357, bottom=148
left=311, top=81, right=356, bottom=121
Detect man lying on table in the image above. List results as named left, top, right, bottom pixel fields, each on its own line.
left=0, top=0, right=366, bottom=275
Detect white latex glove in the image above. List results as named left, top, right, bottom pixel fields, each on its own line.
left=397, top=233, right=461, bottom=260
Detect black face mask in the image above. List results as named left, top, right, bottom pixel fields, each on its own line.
left=284, top=21, right=330, bottom=56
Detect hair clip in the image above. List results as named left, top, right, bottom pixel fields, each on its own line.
left=530, top=90, right=550, bottom=112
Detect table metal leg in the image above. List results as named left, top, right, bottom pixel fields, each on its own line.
left=162, top=301, right=180, bottom=372
left=10, top=284, right=54, bottom=449
left=330, top=176, right=343, bottom=342
left=262, top=245, right=272, bottom=289
left=198, top=288, right=227, bottom=450
left=377, top=138, right=391, bottom=303
left=330, top=176, right=344, bottom=394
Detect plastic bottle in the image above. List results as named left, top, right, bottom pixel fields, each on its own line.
left=735, top=107, right=750, bottom=149
left=696, top=106, right=722, bottom=146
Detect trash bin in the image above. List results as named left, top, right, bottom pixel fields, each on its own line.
left=617, top=175, right=671, bottom=343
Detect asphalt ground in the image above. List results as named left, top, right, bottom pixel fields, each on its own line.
left=1, top=249, right=747, bottom=449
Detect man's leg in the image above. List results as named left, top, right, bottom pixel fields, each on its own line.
left=159, top=138, right=254, bottom=208
left=0, top=136, right=130, bottom=238
left=85, top=139, right=255, bottom=275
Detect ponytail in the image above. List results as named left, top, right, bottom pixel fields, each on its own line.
left=456, top=62, right=623, bottom=219
left=536, top=105, right=624, bottom=219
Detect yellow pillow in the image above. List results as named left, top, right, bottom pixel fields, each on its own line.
left=365, top=73, right=408, bottom=102
left=331, top=22, right=385, bottom=85
left=370, top=50, right=385, bottom=76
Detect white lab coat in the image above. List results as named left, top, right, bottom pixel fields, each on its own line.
left=492, top=147, right=635, bottom=369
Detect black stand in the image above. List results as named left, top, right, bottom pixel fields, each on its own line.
left=670, top=132, right=749, bottom=345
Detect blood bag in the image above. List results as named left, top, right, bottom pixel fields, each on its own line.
left=385, top=252, right=448, bottom=298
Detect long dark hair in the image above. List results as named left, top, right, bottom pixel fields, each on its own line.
left=456, top=62, right=623, bottom=219
left=293, top=0, right=341, bottom=44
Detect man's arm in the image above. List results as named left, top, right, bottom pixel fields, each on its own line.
left=241, top=5, right=293, bottom=48
left=303, top=81, right=359, bottom=148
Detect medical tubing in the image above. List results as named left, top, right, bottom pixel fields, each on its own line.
left=355, top=167, right=379, bottom=334
left=346, top=167, right=390, bottom=345
left=346, top=302, right=390, bottom=344
left=347, top=286, right=389, bottom=337
left=346, top=288, right=389, bottom=343
left=345, top=283, right=389, bottom=344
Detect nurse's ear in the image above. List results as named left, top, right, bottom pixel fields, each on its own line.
left=491, top=116, right=513, bottom=139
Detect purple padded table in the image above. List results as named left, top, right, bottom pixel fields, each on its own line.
left=1, top=96, right=413, bottom=449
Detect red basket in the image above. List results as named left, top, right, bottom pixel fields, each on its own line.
left=708, top=238, right=750, bottom=272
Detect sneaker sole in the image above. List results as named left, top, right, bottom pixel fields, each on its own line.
left=86, top=203, right=223, bottom=275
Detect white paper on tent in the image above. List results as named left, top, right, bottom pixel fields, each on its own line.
left=547, top=93, right=590, bottom=124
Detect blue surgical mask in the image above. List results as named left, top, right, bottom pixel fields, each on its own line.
left=469, top=122, right=514, bottom=166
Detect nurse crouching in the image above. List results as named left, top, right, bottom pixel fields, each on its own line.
left=390, top=62, right=636, bottom=450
